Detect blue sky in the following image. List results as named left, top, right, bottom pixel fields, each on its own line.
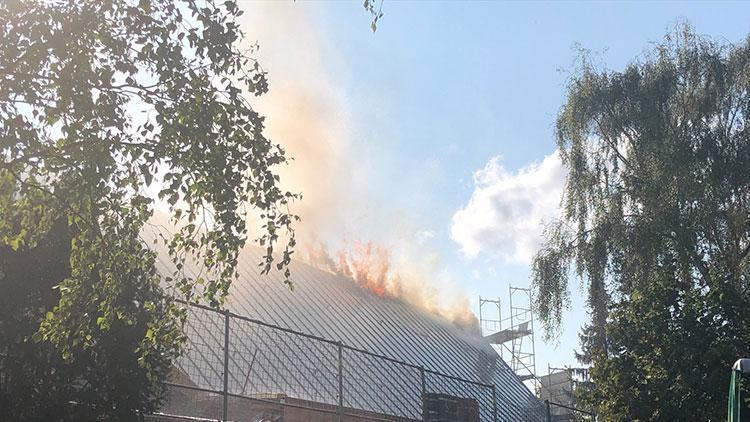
left=241, top=1, right=750, bottom=377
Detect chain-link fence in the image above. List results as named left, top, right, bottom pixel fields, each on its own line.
left=151, top=301, right=542, bottom=422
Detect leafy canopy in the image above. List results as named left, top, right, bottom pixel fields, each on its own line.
left=532, top=25, right=750, bottom=420
left=0, top=0, right=298, bottom=418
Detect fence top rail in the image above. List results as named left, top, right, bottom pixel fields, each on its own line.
left=341, top=342, right=423, bottom=371
left=175, top=299, right=495, bottom=390
left=177, top=298, right=339, bottom=345
left=164, top=381, right=222, bottom=396
left=547, top=400, right=596, bottom=416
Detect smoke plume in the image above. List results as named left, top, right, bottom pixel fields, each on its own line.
left=239, top=3, right=479, bottom=333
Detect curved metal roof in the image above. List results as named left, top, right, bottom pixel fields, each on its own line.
left=160, top=247, right=544, bottom=421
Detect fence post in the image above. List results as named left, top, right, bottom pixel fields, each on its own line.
left=419, top=366, right=426, bottom=421
left=544, top=399, right=551, bottom=422
left=337, top=341, right=343, bottom=422
left=492, top=385, right=497, bottom=422
left=223, top=309, right=230, bottom=422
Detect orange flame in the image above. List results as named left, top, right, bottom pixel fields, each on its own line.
left=338, top=241, right=391, bottom=297
left=303, top=240, right=480, bottom=334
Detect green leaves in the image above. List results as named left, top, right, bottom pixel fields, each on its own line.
left=532, top=24, right=750, bottom=420
left=0, top=0, right=297, bottom=419
left=363, top=0, right=384, bottom=32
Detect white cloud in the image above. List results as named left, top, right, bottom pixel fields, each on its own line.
left=451, top=151, right=566, bottom=264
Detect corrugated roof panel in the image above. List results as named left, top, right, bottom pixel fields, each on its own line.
left=162, top=246, right=544, bottom=421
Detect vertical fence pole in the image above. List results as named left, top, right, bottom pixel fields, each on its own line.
left=337, top=341, right=343, bottom=422
left=492, top=385, right=497, bottom=422
left=223, top=309, right=230, bottom=422
left=419, top=366, right=426, bottom=421
left=544, top=399, right=551, bottom=422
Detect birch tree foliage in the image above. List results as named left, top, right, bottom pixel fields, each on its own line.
left=532, top=25, right=750, bottom=419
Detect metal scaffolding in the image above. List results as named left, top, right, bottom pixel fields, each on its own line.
left=478, top=286, right=537, bottom=390
left=508, top=287, right=536, bottom=383
left=479, top=291, right=598, bottom=421
left=478, top=297, right=502, bottom=342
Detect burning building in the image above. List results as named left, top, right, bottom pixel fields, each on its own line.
left=154, top=246, right=545, bottom=422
